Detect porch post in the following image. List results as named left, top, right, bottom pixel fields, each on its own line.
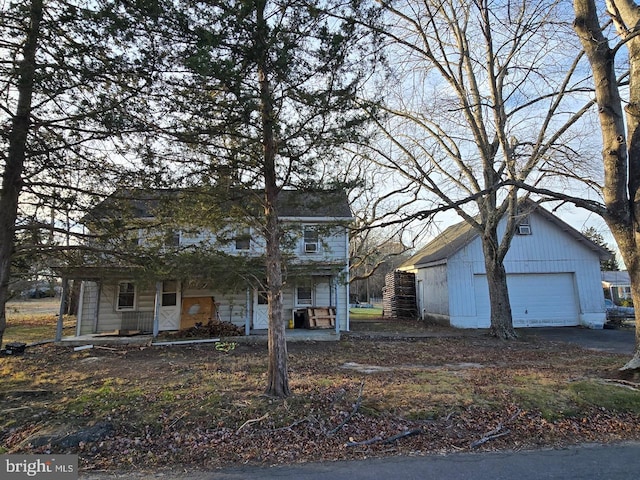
left=245, top=287, right=251, bottom=336
left=344, top=227, right=351, bottom=331
left=55, top=277, right=68, bottom=341
left=92, top=282, right=101, bottom=334
left=76, top=281, right=85, bottom=336
left=334, top=280, right=339, bottom=335
left=153, top=281, right=161, bottom=338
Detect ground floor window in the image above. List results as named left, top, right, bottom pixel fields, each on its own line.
left=117, top=282, right=136, bottom=310
left=296, top=285, right=313, bottom=306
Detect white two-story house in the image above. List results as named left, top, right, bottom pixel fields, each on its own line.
left=65, top=189, right=353, bottom=337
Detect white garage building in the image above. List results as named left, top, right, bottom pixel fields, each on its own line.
left=398, top=204, right=611, bottom=329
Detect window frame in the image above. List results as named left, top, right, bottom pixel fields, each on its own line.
left=165, top=230, right=180, bottom=247
left=303, top=226, right=319, bottom=253
left=516, top=216, right=532, bottom=235
left=235, top=227, right=251, bottom=251
left=296, top=284, right=313, bottom=306
left=116, top=281, right=136, bottom=311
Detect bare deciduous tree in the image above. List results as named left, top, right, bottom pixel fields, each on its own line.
left=360, top=0, right=596, bottom=338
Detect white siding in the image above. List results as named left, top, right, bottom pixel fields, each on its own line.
left=177, top=222, right=348, bottom=264
left=414, top=265, right=449, bottom=318
left=335, top=281, right=349, bottom=331
left=314, top=279, right=332, bottom=306
left=282, top=288, right=294, bottom=329
left=180, top=229, right=265, bottom=257
left=77, top=218, right=350, bottom=334
left=287, top=224, right=349, bottom=264
left=137, top=288, right=156, bottom=312
left=78, top=281, right=99, bottom=335
left=182, top=285, right=216, bottom=297
left=180, top=230, right=216, bottom=247
left=433, top=210, right=606, bottom=329
left=95, top=285, right=121, bottom=332
left=448, top=260, right=477, bottom=320
left=81, top=283, right=156, bottom=333
left=214, top=292, right=249, bottom=326
left=283, top=277, right=348, bottom=331
left=80, top=279, right=350, bottom=334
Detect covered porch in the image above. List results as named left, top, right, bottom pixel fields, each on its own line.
left=54, top=266, right=346, bottom=343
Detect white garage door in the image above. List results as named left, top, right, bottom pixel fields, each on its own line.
left=474, top=273, right=579, bottom=327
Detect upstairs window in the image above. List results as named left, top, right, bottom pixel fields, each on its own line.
left=165, top=230, right=180, bottom=247
left=516, top=216, right=532, bottom=235
left=235, top=227, right=251, bottom=251
left=138, top=228, right=179, bottom=247
left=117, top=282, right=136, bottom=311
left=303, top=227, right=319, bottom=253
left=128, top=231, right=140, bottom=248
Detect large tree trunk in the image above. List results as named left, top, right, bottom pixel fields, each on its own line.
left=573, top=0, right=640, bottom=369
left=257, top=0, right=290, bottom=397
left=481, top=228, right=517, bottom=339
left=621, top=266, right=640, bottom=370
left=611, top=223, right=640, bottom=370
left=66, top=280, right=81, bottom=316
left=264, top=203, right=290, bottom=397
left=0, top=0, right=43, bottom=349
left=616, top=0, right=640, bottom=371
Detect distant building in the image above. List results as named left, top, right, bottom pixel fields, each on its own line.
left=601, top=271, right=631, bottom=304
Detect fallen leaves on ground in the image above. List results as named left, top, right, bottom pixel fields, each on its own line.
left=1, top=329, right=639, bottom=474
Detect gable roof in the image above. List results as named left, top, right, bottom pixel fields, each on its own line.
left=401, top=220, right=477, bottom=268
left=400, top=202, right=612, bottom=269
left=277, top=190, right=352, bottom=218
left=88, top=188, right=353, bottom=222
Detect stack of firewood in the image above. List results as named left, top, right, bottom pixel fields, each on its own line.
left=162, top=321, right=243, bottom=339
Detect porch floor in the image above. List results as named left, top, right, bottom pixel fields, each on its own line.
left=57, top=334, right=154, bottom=347
left=56, top=328, right=339, bottom=347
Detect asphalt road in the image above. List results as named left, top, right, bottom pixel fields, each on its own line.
left=80, top=442, right=640, bottom=479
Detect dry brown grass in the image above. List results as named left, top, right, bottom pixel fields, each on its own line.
left=3, top=299, right=73, bottom=345
left=1, top=311, right=640, bottom=473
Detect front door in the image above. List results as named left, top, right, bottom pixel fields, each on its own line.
left=159, top=280, right=181, bottom=330
left=254, top=289, right=269, bottom=329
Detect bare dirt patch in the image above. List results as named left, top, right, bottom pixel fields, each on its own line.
left=350, top=316, right=456, bottom=334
